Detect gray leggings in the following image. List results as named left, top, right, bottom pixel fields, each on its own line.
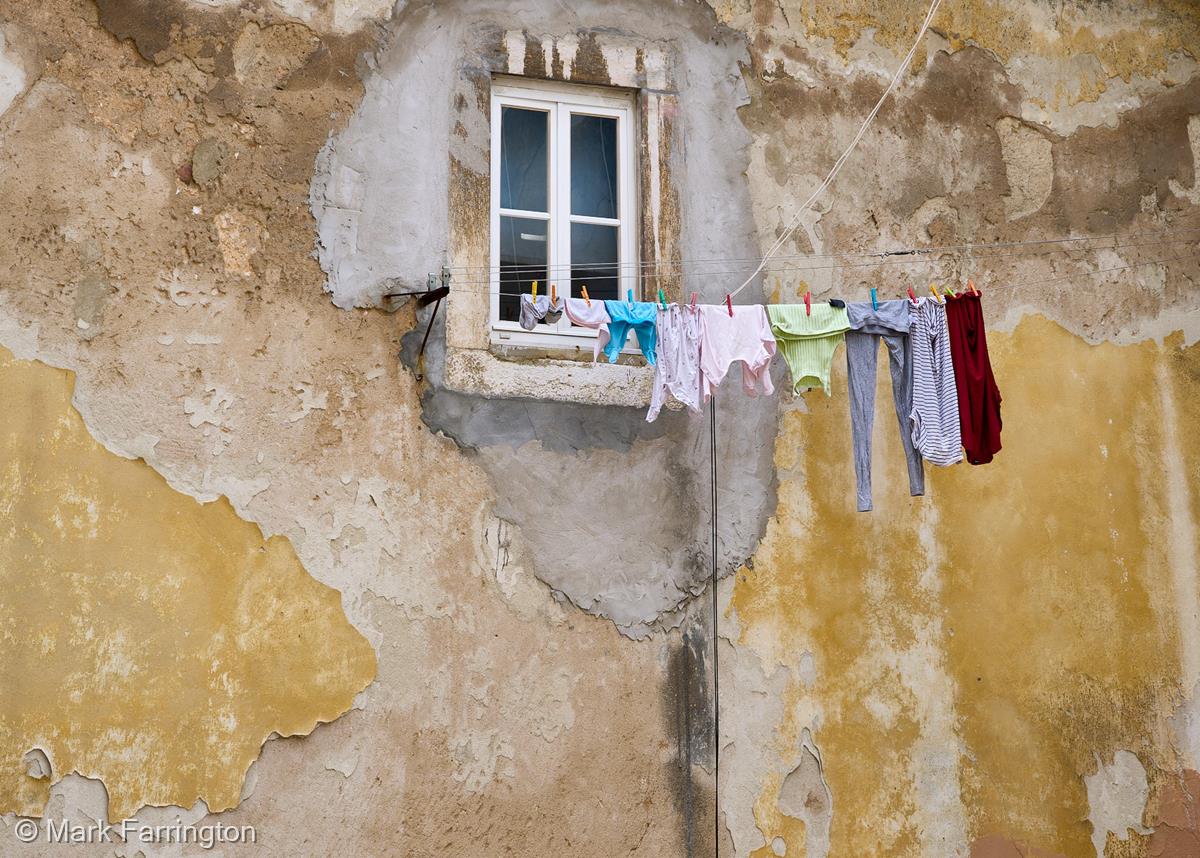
left=845, top=331, right=925, bottom=512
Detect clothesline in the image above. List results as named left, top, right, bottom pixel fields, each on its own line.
left=423, top=247, right=1198, bottom=295
left=530, top=279, right=1003, bottom=499
left=435, top=234, right=1199, bottom=289
left=443, top=219, right=1200, bottom=277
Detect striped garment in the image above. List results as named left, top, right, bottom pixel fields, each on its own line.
left=766, top=303, right=851, bottom=395
left=908, top=297, right=963, bottom=466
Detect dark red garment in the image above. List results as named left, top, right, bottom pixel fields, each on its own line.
left=945, top=292, right=1002, bottom=464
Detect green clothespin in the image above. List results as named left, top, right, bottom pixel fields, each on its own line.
left=658, top=288, right=667, bottom=309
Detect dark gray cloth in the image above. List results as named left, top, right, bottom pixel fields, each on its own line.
left=518, top=294, right=565, bottom=330
left=846, top=299, right=912, bottom=336
left=846, top=329, right=925, bottom=512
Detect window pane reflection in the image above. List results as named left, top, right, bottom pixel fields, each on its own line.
left=571, top=222, right=618, bottom=303
left=570, top=114, right=617, bottom=219
left=500, top=107, right=548, bottom=213
left=499, top=215, right=548, bottom=322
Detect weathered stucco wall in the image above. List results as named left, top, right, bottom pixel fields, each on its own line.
left=0, top=0, right=1197, bottom=856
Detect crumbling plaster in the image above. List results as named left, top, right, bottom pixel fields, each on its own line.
left=0, top=0, right=1197, bottom=856
left=0, top=1, right=706, bottom=854
left=311, top=0, right=780, bottom=637
left=0, top=346, right=377, bottom=821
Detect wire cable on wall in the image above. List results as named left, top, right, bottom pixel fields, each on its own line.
left=442, top=215, right=1200, bottom=278
left=709, top=395, right=720, bottom=858
left=417, top=238, right=1200, bottom=294
left=727, top=0, right=945, bottom=299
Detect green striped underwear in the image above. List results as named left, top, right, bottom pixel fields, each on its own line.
left=766, top=303, right=852, bottom=395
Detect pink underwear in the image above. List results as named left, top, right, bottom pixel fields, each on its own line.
left=698, top=304, right=777, bottom=401
left=563, top=297, right=611, bottom=362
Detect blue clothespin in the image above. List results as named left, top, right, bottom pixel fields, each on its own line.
left=627, top=289, right=634, bottom=304
left=870, top=287, right=878, bottom=310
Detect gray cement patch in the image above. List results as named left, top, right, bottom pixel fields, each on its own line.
left=322, top=0, right=780, bottom=637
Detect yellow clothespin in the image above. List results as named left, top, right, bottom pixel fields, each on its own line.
left=930, top=284, right=942, bottom=304
left=581, top=285, right=590, bottom=307
left=531, top=280, right=538, bottom=300
left=550, top=282, right=556, bottom=303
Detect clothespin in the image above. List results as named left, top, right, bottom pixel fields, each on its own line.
left=658, top=288, right=668, bottom=309
left=907, top=287, right=917, bottom=305
left=531, top=280, right=538, bottom=299
left=689, top=292, right=698, bottom=310
left=968, top=279, right=979, bottom=295
left=581, top=285, right=591, bottom=307
left=725, top=294, right=733, bottom=316
left=627, top=289, right=634, bottom=304
left=551, top=283, right=557, bottom=303
left=804, top=291, right=811, bottom=316
left=946, top=284, right=957, bottom=298
left=930, top=284, right=942, bottom=304
left=870, top=287, right=878, bottom=310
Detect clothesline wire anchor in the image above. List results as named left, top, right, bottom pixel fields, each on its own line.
left=876, top=248, right=931, bottom=259
left=384, top=270, right=452, bottom=383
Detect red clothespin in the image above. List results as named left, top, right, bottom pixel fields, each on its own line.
left=581, top=285, right=591, bottom=307
left=907, top=287, right=917, bottom=305
left=804, top=291, right=811, bottom=316
left=689, top=292, right=698, bottom=310
left=725, top=294, right=733, bottom=316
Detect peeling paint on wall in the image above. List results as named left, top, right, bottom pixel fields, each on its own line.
left=0, top=346, right=376, bottom=821
left=0, top=0, right=1198, bottom=854
left=729, top=318, right=1200, bottom=856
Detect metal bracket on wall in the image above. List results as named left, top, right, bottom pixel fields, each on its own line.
left=385, top=267, right=451, bottom=382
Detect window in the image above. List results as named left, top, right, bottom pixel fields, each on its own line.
left=490, top=78, right=637, bottom=346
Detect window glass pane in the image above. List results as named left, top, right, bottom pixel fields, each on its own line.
left=570, top=114, right=617, bottom=219
left=500, top=107, right=548, bottom=213
left=571, top=222, right=619, bottom=303
left=499, top=215, right=549, bottom=322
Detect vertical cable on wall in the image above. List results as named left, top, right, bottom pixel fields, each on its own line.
left=709, top=396, right=720, bottom=857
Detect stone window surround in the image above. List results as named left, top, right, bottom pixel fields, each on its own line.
left=443, top=30, right=683, bottom=407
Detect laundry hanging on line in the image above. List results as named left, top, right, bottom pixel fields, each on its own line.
left=844, top=298, right=925, bottom=513
left=533, top=281, right=1002, bottom=512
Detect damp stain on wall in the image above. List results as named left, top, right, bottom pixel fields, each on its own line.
left=0, top=346, right=376, bottom=821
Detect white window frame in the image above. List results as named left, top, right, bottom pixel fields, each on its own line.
left=489, top=77, right=638, bottom=350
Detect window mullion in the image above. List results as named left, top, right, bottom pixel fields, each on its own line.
left=555, top=103, right=572, bottom=327
left=620, top=110, right=635, bottom=303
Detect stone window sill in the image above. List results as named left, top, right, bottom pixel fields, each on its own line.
left=443, top=345, right=654, bottom=407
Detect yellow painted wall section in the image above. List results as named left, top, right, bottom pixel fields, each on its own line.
left=730, top=316, right=1197, bottom=856
left=0, top=346, right=377, bottom=821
